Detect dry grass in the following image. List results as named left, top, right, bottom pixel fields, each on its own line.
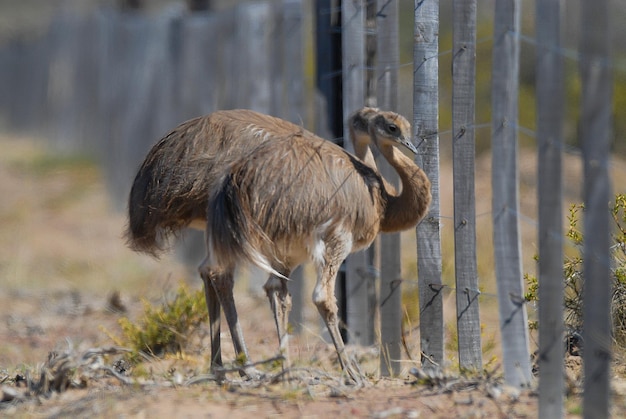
left=0, top=134, right=189, bottom=295
left=0, top=134, right=192, bottom=370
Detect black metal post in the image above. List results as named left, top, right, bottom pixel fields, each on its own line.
left=314, top=0, right=347, bottom=341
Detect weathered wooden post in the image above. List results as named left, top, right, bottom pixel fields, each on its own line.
left=282, top=0, right=305, bottom=333
left=342, top=0, right=373, bottom=346
left=491, top=0, right=532, bottom=388
left=376, top=0, right=402, bottom=376
left=413, top=0, right=444, bottom=370
left=452, top=0, right=482, bottom=371
left=580, top=0, right=613, bottom=417
left=235, top=1, right=274, bottom=296
left=535, top=0, right=565, bottom=416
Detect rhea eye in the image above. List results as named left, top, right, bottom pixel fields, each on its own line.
left=387, top=124, right=399, bottom=134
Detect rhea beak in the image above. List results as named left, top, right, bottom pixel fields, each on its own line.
left=398, top=136, right=419, bottom=156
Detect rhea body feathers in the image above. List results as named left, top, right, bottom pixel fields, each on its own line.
left=208, top=135, right=384, bottom=276
left=126, top=109, right=328, bottom=255
left=207, top=111, right=430, bottom=278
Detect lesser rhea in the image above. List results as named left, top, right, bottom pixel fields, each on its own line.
left=125, top=108, right=381, bottom=376
left=204, top=111, right=431, bottom=383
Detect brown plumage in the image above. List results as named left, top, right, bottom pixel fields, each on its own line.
left=204, top=111, right=431, bottom=383
left=125, top=108, right=381, bottom=377
left=348, top=106, right=382, bottom=172
left=126, top=109, right=329, bottom=255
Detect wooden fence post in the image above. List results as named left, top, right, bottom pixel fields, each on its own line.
left=235, top=2, right=272, bottom=114
left=282, top=0, right=305, bottom=334
left=376, top=0, right=402, bottom=376
left=491, top=0, right=532, bottom=388
left=535, top=0, right=565, bottom=416
left=97, top=12, right=155, bottom=207
left=173, top=9, right=236, bottom=276
left=44, top=14, right=100, bottom=154
left=342, top=0, right=373, bottom=346
left=580, top=0, right=613, bottom=416
left=452, top=0, right=482, bottom=371
left=235, top=1, right=274, bottom=296
left=413, top=0, right=444, bottom=370
left=177, top=12, right=222, bottom=121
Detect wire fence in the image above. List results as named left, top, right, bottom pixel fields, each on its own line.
left=0, top=0, right=621, bottom=310
left=0, top=1, right=622, bottom=412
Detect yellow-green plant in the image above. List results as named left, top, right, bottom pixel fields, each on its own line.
left=117, top=284, right=207, bottom=360
left=526, top=194, right=626, bottom=348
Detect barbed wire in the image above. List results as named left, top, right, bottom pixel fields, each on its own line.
left=516, top=31, right=626, bottom=73
left=313, top=20, right=626, bottom=82
left=356, top=264, right=513, bottom=305
left=333, top=118, right=626, bottom=176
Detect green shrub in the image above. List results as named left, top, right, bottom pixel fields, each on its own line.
left=526, top=194, right=626, bottom=348
left=116, top=284, right=207, bottom=360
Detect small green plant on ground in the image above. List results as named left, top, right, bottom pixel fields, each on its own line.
left=526, top=194, right=626, bottom=349
left=112, top=284, right=207, bottom=361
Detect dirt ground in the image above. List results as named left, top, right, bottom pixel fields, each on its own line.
left=1, top=133, right=624, bottom=418
left=0, top=287, right=545, bottom=419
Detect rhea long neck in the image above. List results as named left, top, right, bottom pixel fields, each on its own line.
left=378, top=143, right=432, bottom=233
left=350, top=127, right=377, bottom=168
left=351, top=132, right=399, bottom=196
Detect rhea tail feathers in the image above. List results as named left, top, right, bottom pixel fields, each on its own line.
left=207, top=173, right=290, bottom=281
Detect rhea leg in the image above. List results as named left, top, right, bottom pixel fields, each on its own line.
left=199, top=267, right=222, bottom=372
left=313, top=255, right=364, bottom=385
left=200, top=260, right=259, bottom=379
left=264, top=273, right=292, bottom=367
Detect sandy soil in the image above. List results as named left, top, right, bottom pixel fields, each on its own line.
left=1, top=133, right=625, bottom=418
